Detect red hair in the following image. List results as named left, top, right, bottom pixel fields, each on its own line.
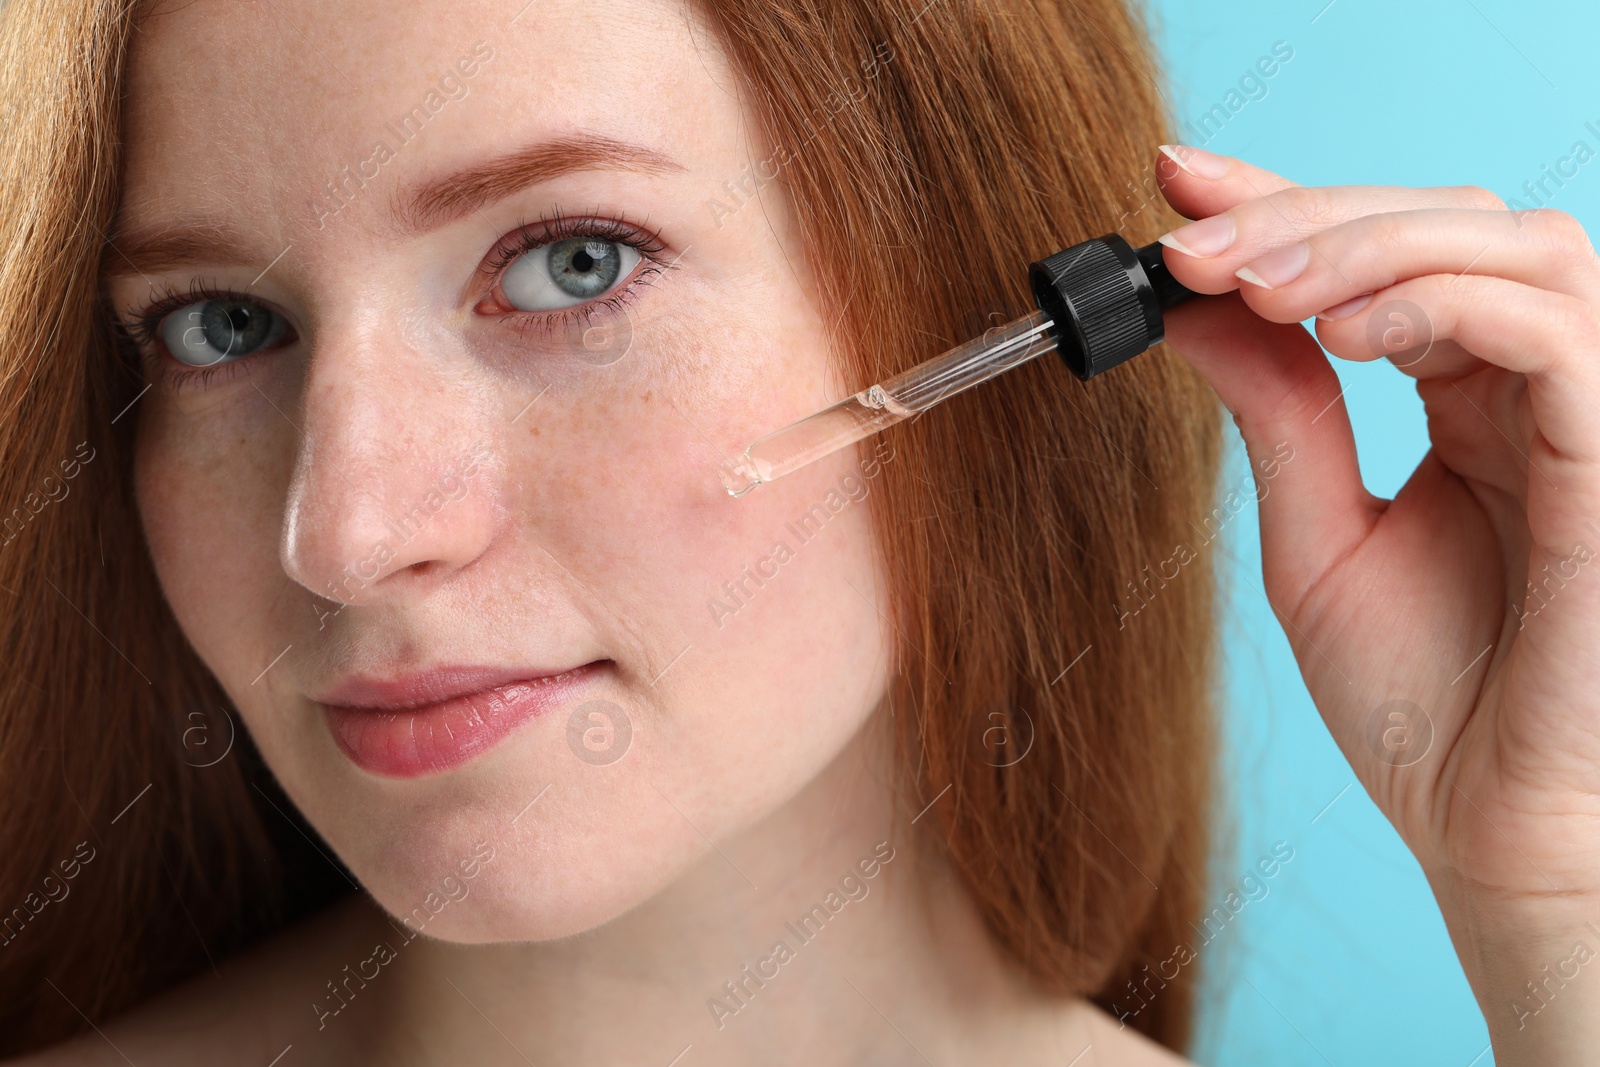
left=0, top=0, right=1222, bottom=1054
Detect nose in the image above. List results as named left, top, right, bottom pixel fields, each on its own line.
left=280, top=326, right=499, bottom=604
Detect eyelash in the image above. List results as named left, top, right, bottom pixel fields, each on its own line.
left=477, top=210, right=668, bottom=338
left=113, top=209, right=672, bottom=392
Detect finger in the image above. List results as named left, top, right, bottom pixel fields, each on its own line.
left=1415, top=369, right=1533, bottom=518
left=1228, top=207, right=1600, bottom=322
left=1154, top=143, right=1505, bottom=243
left=1160, top=291, right=1383, bottom=619
left=1155, top=170, right=1510, bottom=298
left=1312, top=272, right=1600, bottom=483
left=1319, top=294, right=1537, bottom=539
left=1315, top=297, right=1519, bottom=387
left=1155, top=144, right=1301, bottom=221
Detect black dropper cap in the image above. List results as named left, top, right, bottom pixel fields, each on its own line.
left=1027, top=234, right=1200, bottom=380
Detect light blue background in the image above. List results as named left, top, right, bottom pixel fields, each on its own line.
left=1144, top=1, right=1600, bottom=1063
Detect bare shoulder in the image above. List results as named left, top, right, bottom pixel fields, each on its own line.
left=4, top=892, right=394, bottom=1067
left=1065, top=999, right=1201, bottom=1066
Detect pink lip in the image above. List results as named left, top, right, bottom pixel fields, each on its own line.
left=318, top=662, right=605, bottom=779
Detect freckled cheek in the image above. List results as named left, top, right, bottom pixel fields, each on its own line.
left=685, top=493, right=890, bottom=747
left=505, top=397, right=743, bottom=633
left=504, top=319, right=820, bottom=597
left=132, top=414, right=295, bottom=675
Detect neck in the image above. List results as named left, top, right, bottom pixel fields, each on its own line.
left=340, top=711, right=1089, bottom=1064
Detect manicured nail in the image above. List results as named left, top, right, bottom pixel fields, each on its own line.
left=1159, top=144, right=1231, bottom=180
left=1236, top=242, right=1310, bottom=289
left=1316, top=293, right=1373, bottom=322
left=1158, top=214, right=1236, bottom=258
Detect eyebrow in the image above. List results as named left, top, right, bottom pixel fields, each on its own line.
left=101, top=223, right=256, bottom=282
left=394, top=133, right=686, bottom=235
left=102, top=133, right=686, bottom=281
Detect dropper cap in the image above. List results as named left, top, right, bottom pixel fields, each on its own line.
left=1027, top=234, right=1199, bottom=379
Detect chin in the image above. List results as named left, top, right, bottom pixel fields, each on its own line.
left=328, top=738, right=717, bottom=944
left=357, top=814, right=710, bottom=944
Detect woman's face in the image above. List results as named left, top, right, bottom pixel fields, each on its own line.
left=107, top=0, right=893, bottom=940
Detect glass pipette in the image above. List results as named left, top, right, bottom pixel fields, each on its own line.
left=719, top=233, right=1201, bottom=497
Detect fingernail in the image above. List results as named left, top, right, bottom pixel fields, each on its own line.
left=1316, top=293, right=1373, bottom=322
left=1159, top=144, right=1231, bottom=180
left=1236, top=242, right=1310, bottom=289
left=1158, top=214, right=1236, bottom=258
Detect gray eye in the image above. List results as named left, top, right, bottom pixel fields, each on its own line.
left=502, top=237, right=640, bottom=311
left=160, top=299, right=289, bottom=367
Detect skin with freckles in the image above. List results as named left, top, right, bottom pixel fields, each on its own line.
left=36, top=0, right=1600, bottom=1057
left=113, top=0, right=897, bottom=947
left=63, top=0, right=1600, bottom=1059
left=72, top=0, right=1197, bottom=1064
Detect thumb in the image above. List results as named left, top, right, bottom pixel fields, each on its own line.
left=1160, top=290, right=1383, bottom=619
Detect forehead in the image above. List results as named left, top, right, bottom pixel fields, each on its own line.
left=118, top=0, right=732, bottom=250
